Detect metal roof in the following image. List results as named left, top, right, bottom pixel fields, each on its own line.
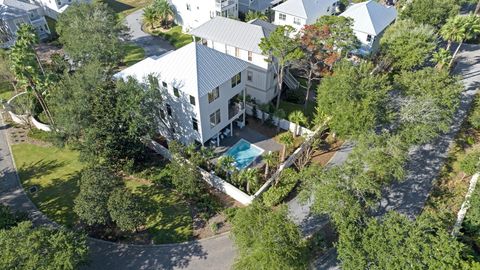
left=115, top=43, right=249, bottom=97
left=272, top=0, right=338, bottom=23
left=340, top=0, right=397, bottom=36
left=189, top=16, right=277, bottom=54
left=0, top=0, right=39, bottom=19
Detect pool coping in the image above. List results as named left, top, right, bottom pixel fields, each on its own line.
left=222, top=138, right=265, bottom=170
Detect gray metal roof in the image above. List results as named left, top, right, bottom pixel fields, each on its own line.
left=189, top=16, right=277, bottom=54
left=2, top=0, right=39, bottom=11
left=272, top=0, right=338, bottom=24
left=115, top=43, right=249, bottom=97
left=340, top=0, right=397, bottom=36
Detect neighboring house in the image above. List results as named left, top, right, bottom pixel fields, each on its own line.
left=340, top=0, right=397, bottom=55
left=190, top=16, right=282, bottom=104
left=0, top=0, right=50, bottom=48
left=115, top=42, right=249, bottom=146
left=238, top=0, right=283, bottom=14
left=28, top=0, right=91, bottom=19
left=272, top=0, right=339, bottom=32
left=170, top=0, right=239, bottom=32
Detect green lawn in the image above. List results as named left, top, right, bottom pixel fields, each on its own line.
left=0, top=81, right=14, bottom=102
left=105, top=0, right=152, bottom=17
left=12, top=142, right=194, bottom=243
left=153, top=26, right=193, bottom=49
left=278, top=100, right=316, bottom=126
left=12, top=143, right=83, bottom=227
left=122, top=42, right=146, bottom=67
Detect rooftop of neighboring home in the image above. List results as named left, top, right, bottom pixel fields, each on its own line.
left=189, top=16, right=277, bottom=54
left=0, top=0, right=39, bottom=19
left=272, top=0, right=338, bottom=22
left=340, top=0, right=397, bottom=36
left=239, top=0, right=284, bottom=12
left=114, top=42, right=249, bottom=97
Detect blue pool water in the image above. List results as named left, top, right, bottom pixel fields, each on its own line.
left=223, top=139, right=264, bottom=170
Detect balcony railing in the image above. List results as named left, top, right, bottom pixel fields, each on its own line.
left=229, top=102, right=244, bottom=120
left=215, top=0, right=236, bottom=10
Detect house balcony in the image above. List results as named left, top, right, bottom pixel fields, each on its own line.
left=215, top=0, right=236, bottom=11
left=229, top=101, right=244, bottom=120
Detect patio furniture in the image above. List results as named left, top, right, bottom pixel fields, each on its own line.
left=236, top=120, right=245, bottom=128
left=223, top=128, right=231, bottom=137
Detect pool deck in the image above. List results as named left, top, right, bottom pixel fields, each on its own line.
left=212, top=126, right=283, bottom=169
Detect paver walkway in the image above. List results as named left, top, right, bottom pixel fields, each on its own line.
left=124, top=9, right=174, bottom=57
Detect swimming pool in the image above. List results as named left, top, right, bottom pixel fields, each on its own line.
left=223, top=139, right=264, bottom=170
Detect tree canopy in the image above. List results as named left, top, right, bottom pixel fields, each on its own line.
left=231, top=202, right=307, bottom=270
left=400, top=0, right=460, bottom=29
left=0, top=221, right=88, bottom=270
left=337, top=212, right=469, bottom=270
left=57, top=3, right=125, bottom=66
left=380, top=19, right=437, bottom=71
left=108, top=188, right=146, bottom=232
left=316, top=60, right=391, bottom=138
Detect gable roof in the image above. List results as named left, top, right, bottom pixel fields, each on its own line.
left=0, top=0, right=39, bottom=19
left=189, top=16, right=277, bottom=54
left=114, top=43, right=249, bottom=97
left=272, top=0, right=337, bottom=23
left=340, top=0, right=397, bottom=36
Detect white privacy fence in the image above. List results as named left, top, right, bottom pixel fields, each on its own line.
left=5, top=92, right=52, bottom=132
left=149, top=140, right=254, bottom=205
left=245, top=104, right=314, bottom=136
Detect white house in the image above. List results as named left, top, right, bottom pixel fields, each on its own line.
left=1, top=0, right=50, bottom=48
left=115, top=43, right=249, bottom=146
left=28, top=0, right=91, bottom=19
left=272, top=0, right=339, bottom=32
left=170, top=0, right=239, bottom=32
left=340, top=0, right=397, bottom=55
left=190, top=16, right=281, bottom=104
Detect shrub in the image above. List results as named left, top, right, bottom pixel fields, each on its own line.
left=460, top=150, right=480, bottom=176
left=262, top=168, right=299, bottom=207
left=210, top=221, right=220, bottom=234
left=223, top=207, right=238, bottom=221
left=469, top=100, right=480, bottom=129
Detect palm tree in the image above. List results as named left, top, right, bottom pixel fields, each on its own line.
left=441, top=14, right=480, bottom=68
left=217, top=155, right=236, bottom=178
left=278, top=132, right=294, bottom=162
left=143, top=6, right=157, bottom=29
left=153, top=0, right=174, bottom=28
left=273, top=108, right=286, bottom=133
left=245, top=11, right=268, bottom=22
left=432, top=48, right=452, bottom=70
left=288, top=110, right=307, bottom=137
left=238, top=168, right=259, bottom=194
left=262, top=151, right=278, bottom=178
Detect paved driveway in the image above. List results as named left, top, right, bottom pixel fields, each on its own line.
left=124, top=9, right=175, bottom=57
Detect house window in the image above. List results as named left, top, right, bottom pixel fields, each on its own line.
left=192, top=117, right=198, bottom=131
left=247, top=71, right=253, bottom=82
left=208, top=87, right=220, bottom=103
left=166, top=104, right=172, bottom=116
left=186, top=3, right=191, bottom=10
left=189, top=95, right=196, bottom=105
left=235, top=47, right=240, bottom=57
left=231, top=72, right=241, bottom=88
left=209, top=109, right=221, bottom=128
left=293, top=17, right=301, bottom=25
left=248, top=51, right=252, bottom=61
left=366, top=35, right=372, bottom=42
left=162, top=81, right=167, bottom=88
left=173, top=87, right=180, bottom=97
left=279, top=13, right=286, bottom=21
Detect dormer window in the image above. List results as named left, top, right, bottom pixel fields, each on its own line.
left=279, top=13, right=286, bottom=21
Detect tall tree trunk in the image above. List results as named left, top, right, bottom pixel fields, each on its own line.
left=305, top=69, right=313, bottom=110
left=449, top=41, right=463, bottom=68
left=264, top=164, right=269, bottom=179
left=294, top=123, right=298, bottom=137
left=276, top=66, right=284, bottom=110
left=281, top=145, right=286, bottom=162
left=246, top=181, right=250, bottom=194
left=476, top=0, right=480, bottom=15
left=446, top=41, right=452, bottom=51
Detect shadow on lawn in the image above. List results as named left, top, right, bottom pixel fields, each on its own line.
left=104, top=0, right=134, bottom=13
left=17, top=159, right=66, bottom=180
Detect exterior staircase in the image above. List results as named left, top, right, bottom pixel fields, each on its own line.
left=283, top=69, right=300, bottom=90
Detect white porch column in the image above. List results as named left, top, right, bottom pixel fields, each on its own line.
left=243, top=88, right=246, bottom=127
left=217, top=133, right=220, bottom=147
left=230, top=122, right=233, bottom=136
